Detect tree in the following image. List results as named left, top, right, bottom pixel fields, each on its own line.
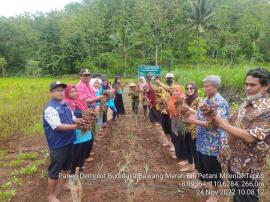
left=1, top=0, right=270, bottom=75
left=110, top=28, right=132, bottom=74
left=249, top=26, right=263, bottom=62
left=186, top=0, right=215, bottom=35
left=25, top=60, right=41, bottom=77
left=187, top=37, right=207, bottom=64
left=0, top=57, right=7, bottom=77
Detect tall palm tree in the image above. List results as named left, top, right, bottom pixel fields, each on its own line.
left=110, top=28, right=131, bottom=74
left=186, top=0, right=214, bottom=35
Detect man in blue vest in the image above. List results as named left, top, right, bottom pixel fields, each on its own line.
left=43, top=81, right=81, bottom=202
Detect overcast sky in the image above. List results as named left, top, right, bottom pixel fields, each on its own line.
left=0, top=0, right=82, bottom=17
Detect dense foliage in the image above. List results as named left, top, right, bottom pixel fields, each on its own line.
left=0, top=0, right=270, bottom=76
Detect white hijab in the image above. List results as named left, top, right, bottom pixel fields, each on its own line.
left=89, top=78, right=102, bottom=93
left=139, top=76, right=146, bottom=91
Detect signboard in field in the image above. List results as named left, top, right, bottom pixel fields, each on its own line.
left=138, top=65, right=161, bottom=78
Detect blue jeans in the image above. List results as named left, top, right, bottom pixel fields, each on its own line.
left=109, top=106, right=117, bottom=121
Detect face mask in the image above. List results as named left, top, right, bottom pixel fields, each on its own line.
left=166, top=79, right=173, bottom=85
left=246, top=92, right=263, bottom=102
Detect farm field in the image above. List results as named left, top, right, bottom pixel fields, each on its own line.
left=0, top=68, right=270, bottom=201
left=1, top=0, right=270, bottom=200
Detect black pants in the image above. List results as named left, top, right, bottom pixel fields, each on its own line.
left=228, top=167, right=259, bottom=202
left=196, top=151, right=222, bottom=184
left=143, top=105, right=148, bottom=117
left=191, top=138, right=198, bottom=169
left=71, top=143, right=85, bottom=174
left=184, top=133, right=198, bottom=167
left=109, top=106, right=117, bottom=121
left=149, top=108, right=161, bottom=123
left=171, top=132, right=187, bottom=160
left=102, top=107, right=108, bottom=123
left=48, top=144, right=73, bottom=179
left=132, top=100, right=139, bottom=114
left=161, top=114, right=172, bottom=135
left=85, top=136, right=94, bottom=159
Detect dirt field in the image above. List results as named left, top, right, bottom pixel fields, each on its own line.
left=1, top=99, right=269, bottom=202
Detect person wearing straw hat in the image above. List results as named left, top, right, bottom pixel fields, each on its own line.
left=128, top=82, right=140, bottom=114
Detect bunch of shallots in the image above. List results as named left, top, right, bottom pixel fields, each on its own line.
left=200, top=103, right=218, bottom=120
left=174, top=96, right=192, bottom=120
left=200, top=102, right=218, bottom=133
left=79, top=109, right=97, bottom=133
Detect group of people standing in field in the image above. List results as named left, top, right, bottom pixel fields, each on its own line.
left=43, top=68, right=128, bottom=202
left=126, top=68, right=270, bottom=202
left=43, top=67, right=270, bottom=202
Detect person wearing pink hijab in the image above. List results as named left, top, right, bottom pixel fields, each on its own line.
left=64, top=85, right=94, bottom=172
left=64, top=85, right=88, bottom=112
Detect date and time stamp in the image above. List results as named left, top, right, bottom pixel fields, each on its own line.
left=180, top=179, right=266, bottom=196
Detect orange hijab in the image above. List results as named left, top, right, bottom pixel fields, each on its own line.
left=169, top=84, right=184, bottom=117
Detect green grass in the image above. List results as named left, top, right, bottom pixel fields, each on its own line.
left=0, top=190, right=16, bottom=202
left=165, top=64, right=270, bottom=90
left=161, top=64, right=270, bottom=103
left=0, top=77, right=77, bottom=139
left=4, top=152, right=40, bottom=167
left=16, top=152, right=38, bottom=161
left=1, top=65, right=270, bottom=139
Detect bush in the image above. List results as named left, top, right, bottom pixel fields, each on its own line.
left=25, top=60, right=42, bottom=77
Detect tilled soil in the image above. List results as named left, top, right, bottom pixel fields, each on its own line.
left=6, top=101, right=270, bottom=202
left=11, top=113, right=208, bottom=202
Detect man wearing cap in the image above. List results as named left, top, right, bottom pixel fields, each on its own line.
left=76, top=68, right=104, bottom=108
left=156, top=74, right=175, bottom=148
left=43, top=81, right=81, bottom=202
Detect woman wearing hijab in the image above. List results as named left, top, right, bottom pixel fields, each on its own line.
left=145, top=81, right=161, bottom=125
left=156, top=78, right=186, bottom=160
left=139, top=76, right=146, bottom=90
left=112, top=77, right=126, bottom=116
left=102, top=79, right=118, bottom=123
left=90, top=78, right=104, bottom=134
left=180, top=82, right=202, bottom=172
left=101, top=79, right=109, bottom=124
left=64, top=85, right=93, bottom=172
left=168, top=85, right=188, bottom=162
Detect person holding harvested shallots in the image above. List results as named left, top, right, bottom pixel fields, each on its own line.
left=102, top=79, right=117, bottom=122
left=113, top=76, right=126, bottom=116
left=43, top=81, right=82, bottom=202
left=76, top=68, right=104, bottom=109
left=141, top=84, right=151, bottom=118
left=184, top=75, right=229, bottom=202
left=156, top=74, right=174, bottom=148
left=64, top=85, right=93, bottom=173
left=212, top=68, right=270, bottom=202
left=128, top=83, right=140, bottom=114
left=157, top=77, right=186, bottom=161
left=154, top=76, right=164, bottom=120
left=176, top=81, right=203, bottom=172
left=145, top=78, right=161, bottom=125
left=90, top=78, right=110, bottom=138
